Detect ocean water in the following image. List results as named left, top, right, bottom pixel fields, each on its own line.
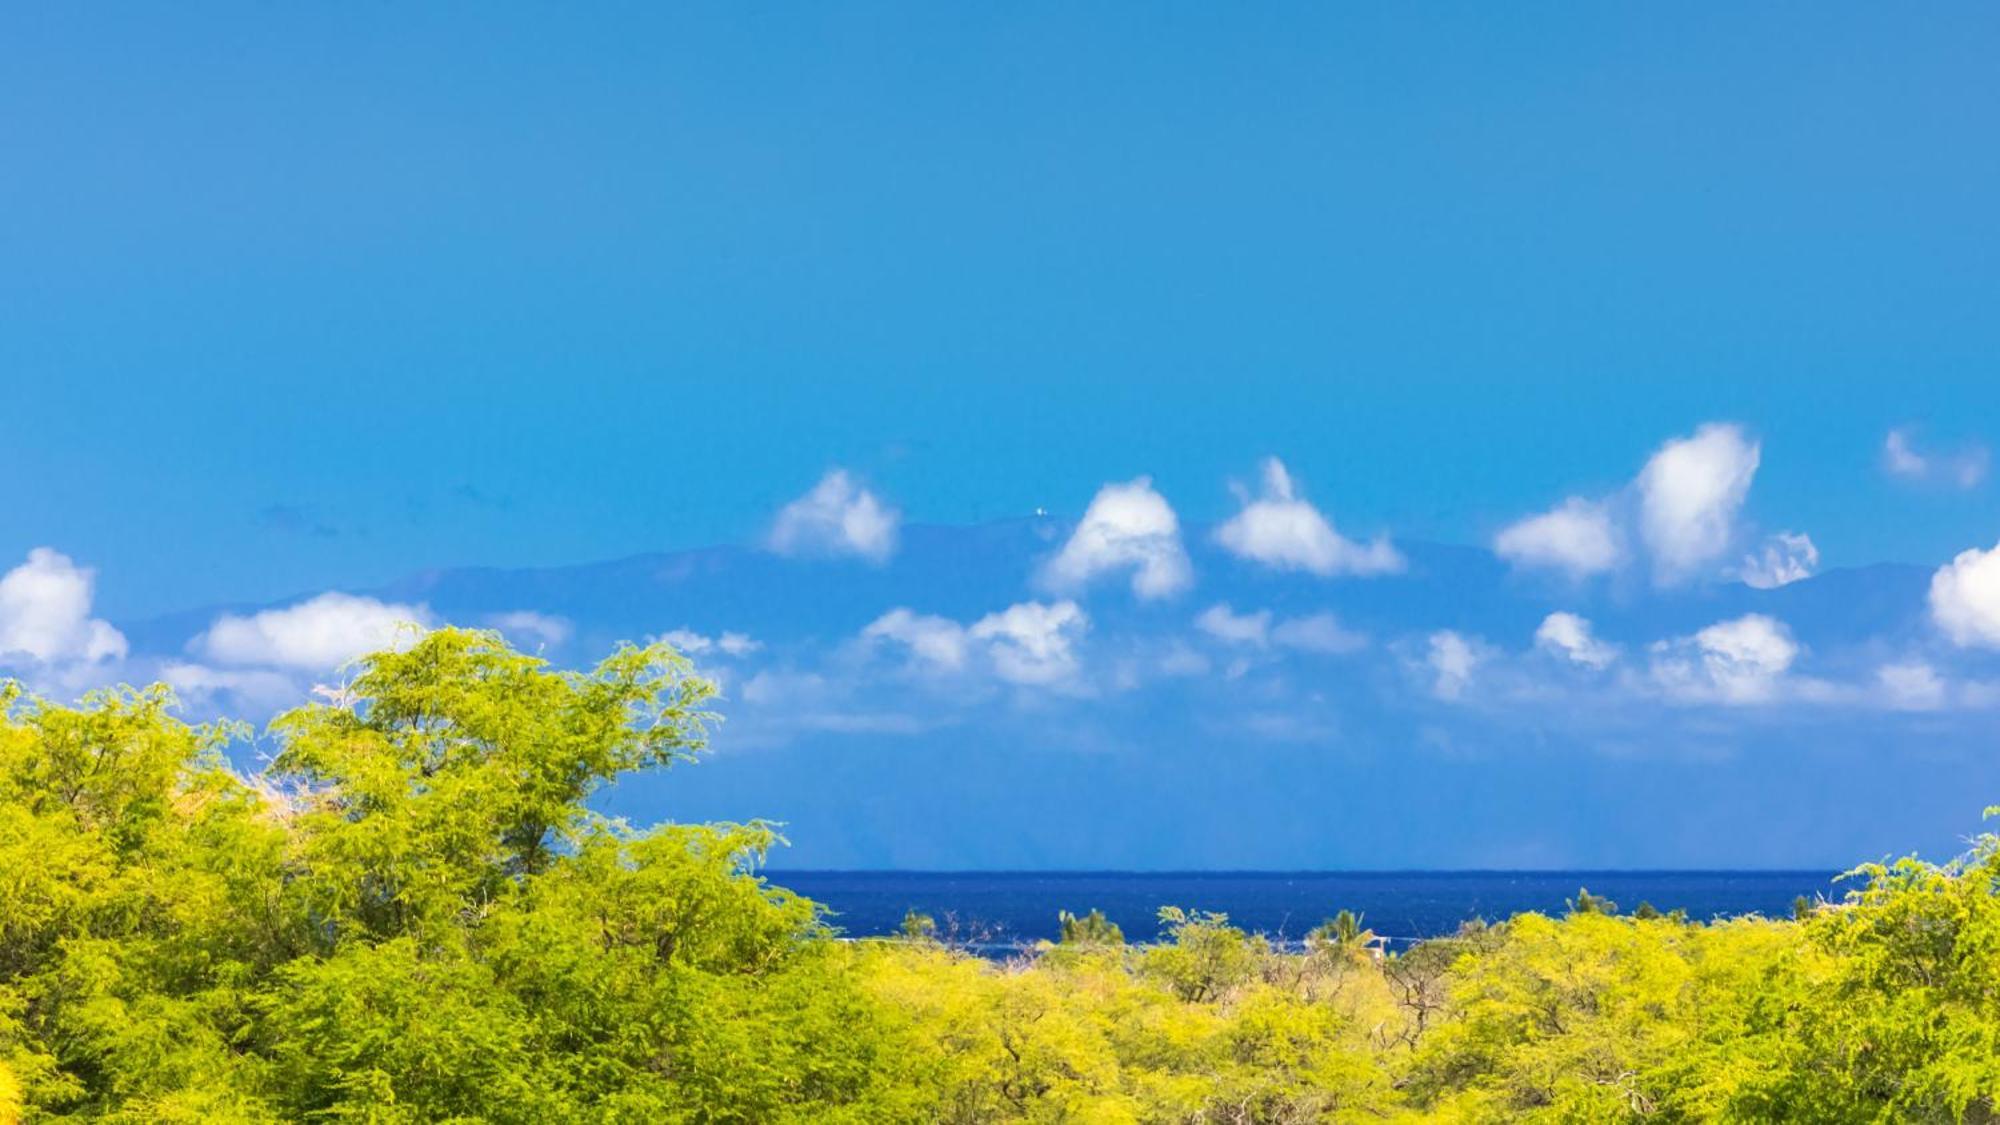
left=772, top=870, right=1844, bottom=951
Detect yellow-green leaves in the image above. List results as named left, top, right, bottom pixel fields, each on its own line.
left=8, top=630, right=2000, bottom=1120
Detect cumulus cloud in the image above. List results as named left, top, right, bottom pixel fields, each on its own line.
left=1214, top=458, right=1402, bottom=577
left=1494, top=498, right=1621, bottom=579
left=1041, top=478, right=1193, bottom=599
left=0, top=548, right=128, bottom=667
left=159, top=662, right=302, bottom=714
left=193, top=592, right=430, bottom=672
left=1738, top=532, right=1819, bottom=590
left=1931, top=541, right=2000, bottom=648
left=485, top=610, right=574, bottom=648
left=1426, top=631, right=1481, bottom=700
left=1884, top=427, right=1988, bottom=489
left=1877, top=661, right=1946, bottom=711
left=1270, top=612, right=1368, bottom=655
left=1650, top=613, right=1798, bottom=704
left=862, top=609, right=970, bottom=670
left=1195, top=604, right=1272, bottom=646
left=1195, top=604, right=1366, bottom=655
left=969, top=601, right=1089, bottom=686
left=1637, top=423, right=1761, bottom=584
left=864, top=600, right=1089, bottom=687
left=1534, top=612, right=1618, bottom=670
left=658, top=629, right=711, bottom=654
left=1495, top=423, right=1782, bottom=587
left=767, top=469, right=900, bottom=563
left=658, top=627, right=762, bottom=658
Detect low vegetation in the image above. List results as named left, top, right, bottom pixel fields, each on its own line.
left=4, top=629, right=1999, bottom=1121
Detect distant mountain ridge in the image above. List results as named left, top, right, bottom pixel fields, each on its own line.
left=133, top=518, right=1936, bottom=659
left=118, top=522, right=1977, bottom=872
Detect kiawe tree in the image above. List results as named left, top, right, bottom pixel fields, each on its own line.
left=266, top=628, right=719, bottom=946
left=9, top=627, right=2000, bottom=1122
left=0, top=629, right=910, bottom=1122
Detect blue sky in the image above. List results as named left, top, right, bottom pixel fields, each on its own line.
left=6, top=6, right=2000, bottom=867
left=6, top=5, right=1999, bottom=615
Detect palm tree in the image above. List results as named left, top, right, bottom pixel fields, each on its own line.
left=1310, top=909, right=1378, bottom=960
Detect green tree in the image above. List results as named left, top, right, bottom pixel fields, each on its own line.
left=1310, top=909, right=1376, bottom=956
left=901, top=910, right=940, bottom=942
left=1142, top=908, right=1262, bottom=1003
left=1057, top=908, right=1123, bottom=946
left=16, top=628, right=2000, bottom=1122
left=0, top=630, right=923, bottom=1121
left=1568, top=886, right=1618, bottom=916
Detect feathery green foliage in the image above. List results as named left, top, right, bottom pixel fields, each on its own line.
left=6, top=628, right=2000, bottom=1120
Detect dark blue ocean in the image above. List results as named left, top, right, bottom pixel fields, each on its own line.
left=772, top=870, right=1843, bottom=950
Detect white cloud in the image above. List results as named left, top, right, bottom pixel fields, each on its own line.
left=1214, top=458, right=1402, bottom=577
left=731, top=665, right=934, bottom=739
left=1195, top=604, right=1271, bottom=646
left=1931, top=541, right=2000, bottom=648
left=1950, top=451, right=1985, bottom=489
left=1884, top=427, right=1988, bottom=489
left=0, top=548, right=127, bottom=667
left=1041, top=477, right=1193, bottom=599
left=193, top=592, right=430, bottom=672
left=160, top=662, right=302, bottom=714
left=969, top=600, right=1089, bottom=686
left=1494, top=498, right=1622, bottom=579
left=740, top=669, right=829, bottom=707
left=1195, top=604, right=1368, bottom=655
left=1738, top=531, right=1819, bottom=590
left=1637, top=423, right=1761, bottom=583
left=485, top=610, right=573, bottom=648
left=1427, top=630, right=1481, bottom=700
left=1270, top=612, right=1368, bottom=655
left=659, top=628, right=713, bottom=654
left=1534, top=612, right=1618, bottom=670
left=862, top=609, right=970, bottom=670
left=1495, top=422, right=1789, bottom=586
left=658, top=627, right=763, bottom=659
left=1877, top=662, right=1946, bottom=711
left=1650, top=613, right=1798, bottom=704
left=718, top=631, right=762, bottom=657
left=767, top=469, right=900, bottom=563
left=1155, top=642, right=1212, bottom=678
left=864, top=600, right=1090, bottom=687
left=1884, top=428, right=1928, bottom=477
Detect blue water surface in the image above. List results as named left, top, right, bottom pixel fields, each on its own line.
left=771, top=870, right=1844, bottom=950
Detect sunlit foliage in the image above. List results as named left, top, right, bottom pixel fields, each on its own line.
left=5, top=629, right=2000, bottom=1121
